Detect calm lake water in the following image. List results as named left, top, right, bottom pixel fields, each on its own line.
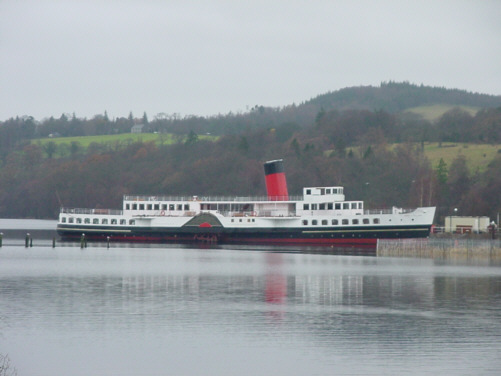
left=1, top=220, right=501, bottom=375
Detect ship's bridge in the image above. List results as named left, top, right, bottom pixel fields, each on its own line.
left=303, top=187, right=345, bottom=203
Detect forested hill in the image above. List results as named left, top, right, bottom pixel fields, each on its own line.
left=302, top=82, right=501, bottom=114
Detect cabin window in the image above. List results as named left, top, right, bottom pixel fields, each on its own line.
left=333, top=188, right=337, bottom=194
left=351, top=203, right=357, bottom=209
left=342, top=219, right=349, bottom=225
left=139, top=204, right=145, bottom=210
left=162, top=204, right=167, bottom=210
left=358, top=203, right=363, bottom=209
left=335, top=203, right=341, bottom=210
left=120, top=219, right=126, bottom=225
left=306, top=189, right=311, bottom=195
left=327, top=203, right=333, bottom=210
left=319, top=203, right=325, bottom=210
left=231, top=219, right=234, bottom=222
left=129, top=219, right=135, bottom=225
left=352, top=219, right=359, bottom=225
left=363, top=218, right=369, bottom=224
left=111, top=219, right=117, bottom=225
left=61, top=217, right=66, bottom=223
left=303, top=204, right=309, bottom=210
left=252, top=219, right=255, bottom=222
left=312, top=220, right=318, bottom=225
left=126, top=204, right=130, bottom=210
left=326, top=188, right=331, bottom=194
left=73, top=218, right=78, bottom=224
left=132, top=204, right=137, bottom=210
left=177, top=204, right=182, bottom=211
left=343, top=203, right=349, bottom=210
left=184, top=204, right=190, bottom=211
left=69, top=218, right=74, bottom=223
left=102, top=219, right=108, bottom=224
left=373, top=218, right=380, bottom=224
left=322, top=219, right=328, bottom=225
left=332, top=219, right=338, bottom=225
left=168, top=204, right=173, bottom=210
left=302, top=220, right=308, bottom=225
left=84, top=218, right=90, bottom=224
left=239, top=219, right=242, bottom=222
left=147, top=204, right=152, bottom=210
left=154, top=204, right=160, bottom=211
left=311, top=204, right=317, bottom=210
left=93, top=218, right=99, bottom=224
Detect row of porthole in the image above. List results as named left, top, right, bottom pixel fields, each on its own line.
left=302, top=218, right=381, bottom=226
left=61, top=217, right=136, bottom=225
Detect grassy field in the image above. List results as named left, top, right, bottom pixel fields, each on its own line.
left=33, top=132, right=217, bottom=149
left=404, top=104, right=479, bottom=122
left=423, top=142, right=500, bottom=173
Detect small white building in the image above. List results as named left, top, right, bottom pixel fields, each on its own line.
left=131, top=124, right=144, bottom=134
left=444, top=216, right=490, bottom=233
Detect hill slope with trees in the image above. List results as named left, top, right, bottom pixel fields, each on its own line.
left=0, top=82, right=500, bottom=223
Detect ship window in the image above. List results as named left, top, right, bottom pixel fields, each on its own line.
left=252, top=219, right=255, bottom=222
left=363, top=218, right=369, bottom=224
left=61, top=217, right=66, bottom=223
left=328, top=203, right=333, bottom=210
left=306, top=189, right=311, bottom=195
left=84, top=218, right=90, bottom=224
left=342, top=219, right=349, bottom=225
left=352, top=219, right=359, bottom=225
left=319, top=203, right=325, bottom=210
left=132, top=204, right=137, bottom=210
left=161, top=204, right=167, bottom=210
left=154, top=204, right=159, bottom=210
left=302, top=220, right=308, bottom=225
left=177, top=204, right=182, bottom=211
left=322, top=219, right=328, bottom=225
left=168, top=204, right=174, bottom=210
left=72, top=218, right=78, bottom=224
left=312, top=220, right=318, bottom=225
left=120, top=219, right=126, bottom=225
left=69, top=218, right=74, bottom=223
left=239, top=219, right=242, bottom=222
left=231, top=219, right=234, bottom=222
left=335, top=203, right=341, bottom=210
left=358, top=203, right=363, bottom=209
left=343, top=203, right=349, bottom=210
left=373, top=218, right=380, bottom=224
left=311, top=204, right=317, bottom=210
left=111, top=219, right=117, bottom=225
left=93, top=218, right=99, bottom=224
left=332, top=219, right=338, bottom=225
left=147, top=204, right=152, bottom=210
left=102, top=219, right=108, bottom=224
left=326, top=188, right=331, bottom=194
left=351, top=203, right=357, bottom=209
left=129, top=219, right=135, bottom=225
left=333, top=188, right=337, bottom=194
left=126, top=204, right=130, bottom=210
left=184, top=204, right=190, bottom=211
left=303, top=204, right=309, bottom=210
left=139, top=204, right=145, bottom=210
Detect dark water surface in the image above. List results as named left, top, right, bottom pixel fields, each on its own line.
left=1, top=222, right=500, bottom=375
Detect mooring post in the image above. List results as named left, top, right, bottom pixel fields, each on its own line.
left=52, top=237, right=56, bottom=248
left=0, top=232, right=3, bottom=247
left=107, top=236, right=110, bottom=249
left=25, top=233, right=30, bottom=248
left=80, top=233, right=85, bottom=249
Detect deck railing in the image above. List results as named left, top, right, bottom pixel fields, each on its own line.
left=123, top=195, right=303, bottom=202
left=60, top=208, right=123, bottom=215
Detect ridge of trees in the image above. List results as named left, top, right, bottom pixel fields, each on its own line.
left=0, top=82, right=500, bottom=223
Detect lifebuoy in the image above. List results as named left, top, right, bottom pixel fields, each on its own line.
left=160, top=210, right=165, bottom=216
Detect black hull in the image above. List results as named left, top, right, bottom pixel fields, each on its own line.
left=57, top=224, right=432, bottom=246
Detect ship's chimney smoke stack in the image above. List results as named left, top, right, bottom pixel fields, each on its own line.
left=264, top=159, right=289, bottom=201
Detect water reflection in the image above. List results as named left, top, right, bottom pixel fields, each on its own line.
left=1, top=246, right=501, bottom=375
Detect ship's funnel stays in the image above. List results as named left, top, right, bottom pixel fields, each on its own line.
left=264, top=159, right=289, bottom=201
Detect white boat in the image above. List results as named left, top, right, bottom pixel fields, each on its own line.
left=57, top=159, right=435, bottom=246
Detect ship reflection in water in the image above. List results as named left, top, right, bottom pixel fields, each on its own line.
left=1, top=244, right=500, bottom=375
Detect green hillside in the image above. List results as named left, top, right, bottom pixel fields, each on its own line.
left=404, top=104, right=479, bottom=122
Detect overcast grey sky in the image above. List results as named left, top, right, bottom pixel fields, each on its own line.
left=1, top=0, right=500, bottom=121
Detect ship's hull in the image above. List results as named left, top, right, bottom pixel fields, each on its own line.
left=57, top=223, right=432, bottom=246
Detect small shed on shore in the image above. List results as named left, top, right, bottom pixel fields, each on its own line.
left=444, top=216, right=490, bottom=234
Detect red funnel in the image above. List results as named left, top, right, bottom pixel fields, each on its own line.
left=264, top=159, right=289, bottom=201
